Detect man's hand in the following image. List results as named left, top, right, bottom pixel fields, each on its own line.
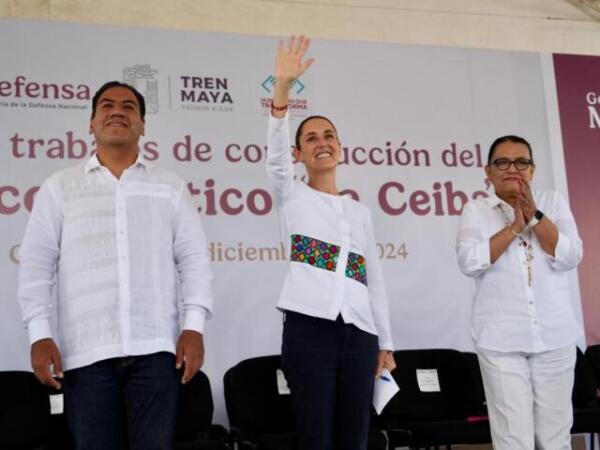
left=175, top=330, right=204, bottom=384
left=375, top=350, right=397, bottom=377
left=31, top=338, right=63, bottom=389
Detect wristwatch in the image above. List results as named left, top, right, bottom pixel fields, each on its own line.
left=528, top=210, right=544, bottom=228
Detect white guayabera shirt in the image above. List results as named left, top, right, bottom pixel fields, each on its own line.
left=18, top=155, right=213, bottom=371
left=456, top=191, right=583, bottom=353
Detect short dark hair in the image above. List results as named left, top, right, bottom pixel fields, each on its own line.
left=487, top=135, right=533, bottom=165
left=91, top=81, right=146, bottom=121
left=294, top=115, right=338, bottom=150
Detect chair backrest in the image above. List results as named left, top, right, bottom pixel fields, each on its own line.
left=584, top=344, right=600, bottom=388
left=461, top=352, right=487, bottom=417
left=174, top=370, right=214, bottom=440
left=43, top=385, right=71, bottom=449
left=0, top=371, right=50, bottom=449
left=573, top=346, right=598, bottom=409
left=382, top=349, right=470, bottom=421
left=223, top=355, right=295, bottom=434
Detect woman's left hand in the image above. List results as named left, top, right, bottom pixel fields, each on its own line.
left=375, top=350, right=396, bottom=377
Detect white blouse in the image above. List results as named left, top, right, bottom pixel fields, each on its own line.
left=267, top=113, right=393, bottom=350
left=456, top=191, right=583, bottom=353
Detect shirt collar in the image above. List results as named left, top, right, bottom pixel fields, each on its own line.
left=84, top=152, right=150, bottom=174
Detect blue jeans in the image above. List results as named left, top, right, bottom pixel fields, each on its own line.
left=282, top=311, right=379, bottom=450
left=63, top=352, right=179, bottom=450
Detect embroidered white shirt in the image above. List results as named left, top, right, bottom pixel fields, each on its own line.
left=267, top=113, right=394, bottom=350
left=456, top=191, right=583, bottom=353
left=18, top=155, right=213, bottom=370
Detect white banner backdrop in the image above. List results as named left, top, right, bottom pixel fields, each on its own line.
left=0, top=19, right=583, bottom=424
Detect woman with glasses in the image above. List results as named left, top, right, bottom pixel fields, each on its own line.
left=456, top=135, right=583, bottom=450
left=266, top=35, right=396, bottom=450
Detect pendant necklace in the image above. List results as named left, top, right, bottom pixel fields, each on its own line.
left=497, top=204, right=534, bottom=286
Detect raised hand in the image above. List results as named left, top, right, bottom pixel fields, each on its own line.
left=271, top=35, right=314, bottom=118
left=275, top=35, right=314, bottom=84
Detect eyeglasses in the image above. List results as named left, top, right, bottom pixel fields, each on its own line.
left=490, top=158, right=534, bottom=171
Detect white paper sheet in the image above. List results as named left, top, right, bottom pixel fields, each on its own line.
left=49, top=393, right=64, bottom=415
left=416, top=369, right=441, bottom=392
left=276, top=368, right=291, bottom=395
left=373, top=369, right=400, bottom=414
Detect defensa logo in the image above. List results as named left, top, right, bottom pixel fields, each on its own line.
left=259, top=74, right=308, bottom=116
left=0, top=76, right=90, bottom=100
left=0, top=76, right=90, bottom=111
left=178, top=76, right=234, bottom=112
left=123, top=64, right=159, bottom=114
left=586, top=92, right=600, bottom=129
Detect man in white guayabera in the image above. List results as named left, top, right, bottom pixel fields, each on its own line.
left=18, top=81, right=214, bottom=450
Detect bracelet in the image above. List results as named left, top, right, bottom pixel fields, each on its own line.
left=507, top=225, right=521, bottom=237
left=271, top=102, right=288, bottom=112
left=527, top=215, right=539, bottom=229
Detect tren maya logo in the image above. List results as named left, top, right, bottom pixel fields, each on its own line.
left=177, top=75, right=234, bottom=113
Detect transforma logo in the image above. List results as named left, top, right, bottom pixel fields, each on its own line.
left=261, top=75, right=305, bottom=95
left=123, top=64, right=159, bottom=114
left=0, top=76, right=90, bottom=100
left=259, top=75, right=308, bottom=115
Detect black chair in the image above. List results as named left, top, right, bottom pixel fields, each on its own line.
left=380, top=349, right=491, bottom=450
left=224, top=355, right=296, bottom=450
left=173, top=369, right=229, bottom=450
left=0, top=371, right=50, bottom=450
left=44, top=385, right=72, bottom=450
left=461, top=352, right=488, bottom=418
left=571, top=347, right=600, bottom=450
left=224, top=354, right=386, bottom=450
left=585, top=344, right=600, bottom=388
